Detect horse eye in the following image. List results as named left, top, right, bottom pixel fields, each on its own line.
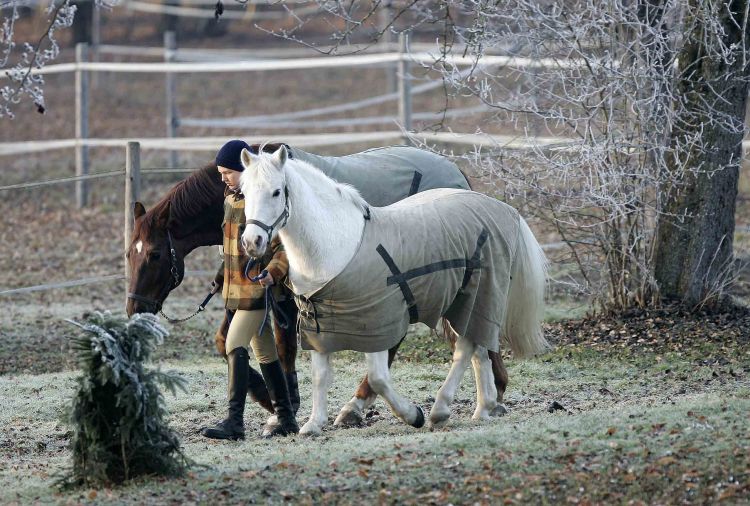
left=272, top=189, right=281, bottom=197
left=148, top=251, right=161, bottom=260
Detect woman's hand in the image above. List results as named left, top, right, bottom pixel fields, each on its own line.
left=209, top=280, right=221, bottom=294
left=255, top=270, right=275, bottom=287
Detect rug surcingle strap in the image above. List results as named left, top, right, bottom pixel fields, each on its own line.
left=376, top=244, right=420, bottom=323
left=461, top=228, right=490, bottom=289
left=408, top=171, right=423, bottom=196
left=375, top=228, right=490, bottom=324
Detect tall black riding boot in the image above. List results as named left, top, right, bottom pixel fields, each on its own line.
left=259, top=361, right=299, bottom=438
left=201, top=347, right=249, bottom=440
left=285, top=371, right=300, bottom=415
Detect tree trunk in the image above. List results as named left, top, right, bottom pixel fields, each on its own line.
left=653, top=0, right=750, bottom=305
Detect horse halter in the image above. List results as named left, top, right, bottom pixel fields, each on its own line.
left=244, top=186, right=290, bottom=253
left=127, top=229, right=183, bottom=315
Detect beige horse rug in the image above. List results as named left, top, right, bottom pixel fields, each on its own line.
left=289, top=146, right=470, bottom=205
left=296, top=188, right=521, bottom=354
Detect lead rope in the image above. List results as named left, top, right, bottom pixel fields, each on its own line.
left=159, top=290, right=216, bottom=324
left=249, top=269, right=290, bottom=337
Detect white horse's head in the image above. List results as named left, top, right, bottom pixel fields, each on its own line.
left=239, top=145, right=289, bottom=257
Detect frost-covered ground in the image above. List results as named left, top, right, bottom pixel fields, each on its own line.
left=1, top=317, right=748, bottom=504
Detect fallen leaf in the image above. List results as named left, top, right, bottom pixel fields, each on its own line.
left=656, top=456, right=676, bottom=465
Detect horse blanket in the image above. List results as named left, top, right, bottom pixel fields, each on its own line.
left=289, top=146, right=470, bottom=205
left=296, top=188, right=521, bottom=354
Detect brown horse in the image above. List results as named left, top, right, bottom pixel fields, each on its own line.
left=125, top=144, right=510, bottom=424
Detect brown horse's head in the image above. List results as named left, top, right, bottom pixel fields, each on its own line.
left=126, top=201, right=185, bottom=316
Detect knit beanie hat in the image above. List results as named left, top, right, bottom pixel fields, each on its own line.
left=216, top=139, right=252, bottom=172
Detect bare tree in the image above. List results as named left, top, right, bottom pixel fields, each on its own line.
left=267, top=0, right=749, bottom=312
left=1, top=0, right=78, bottom=118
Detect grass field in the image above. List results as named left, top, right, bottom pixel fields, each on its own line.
left=0, top=307, right=748, bottom=505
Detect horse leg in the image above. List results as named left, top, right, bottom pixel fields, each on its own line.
left=488, top=350, right=510, bottom=416
left=300, top=351, right=333, bottom=436
left=365, top=350, right=424, bottom=428
left=443, top=320, right=506, bottom=417
left=261, top=299, right=300, bottom=435
left=471, top=345, right=498, bottom=420
left=429, top=334, right=475, bottom=428
left=275, top=298, right=300, bottom=412
left=334, top=336, right=404, bottom=426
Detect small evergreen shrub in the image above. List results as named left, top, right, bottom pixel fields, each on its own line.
left=60, top=311, right=190, bottom=487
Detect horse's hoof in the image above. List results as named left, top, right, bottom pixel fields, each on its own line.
left=261, top=415, right=280, bottom=437
left=410, top=405, right=425, bottom=428
left=429, top=410, right=450, bottom=429
left=334, top=408, right=363, bottom=427
left=299, top=421, right=323, bottom=437
left=471, top=409, right=491, bottom=421
left=261, top=421, right=280, bottom=438
left=491, top=404, right=509, bottom=417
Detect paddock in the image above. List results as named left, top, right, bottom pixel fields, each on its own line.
left=1, top=24, right=749, bottom=504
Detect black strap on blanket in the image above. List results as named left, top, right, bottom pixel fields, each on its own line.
left=376, top=227, right=490, bottom=324
left=408, top=171, right=423, bottom=196
left=461, top=229, right=490, bottom=289
left=376, top=244, right=420, bottom=323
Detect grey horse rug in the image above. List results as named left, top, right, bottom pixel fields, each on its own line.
left=296, top=188, right=521, bottom=354
left=289, top=146, right=470, bottom=205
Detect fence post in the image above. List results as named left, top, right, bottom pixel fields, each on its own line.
left=380, top=1, right=397, bottom=93
left=165, top=31, right=179, bottom=167
left=124, top=142, right=141, bottom=298
left=75, top=42, right=90, bottom=208
left=398, top=32, right=412, bottom=144
left=91, top=5, right=100, bottom=88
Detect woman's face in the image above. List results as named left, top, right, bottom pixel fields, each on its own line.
left=217, top=166, right=242, bottom=191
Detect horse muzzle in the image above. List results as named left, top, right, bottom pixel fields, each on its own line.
left=126, top=292, right=162, bottom=316
left=242, top=233, right=267, bottom=258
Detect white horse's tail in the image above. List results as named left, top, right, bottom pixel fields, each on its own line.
left=502, top=217, right=550, bottom=358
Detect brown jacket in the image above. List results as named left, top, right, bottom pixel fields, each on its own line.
left=214, top=191, right=288, bottom=311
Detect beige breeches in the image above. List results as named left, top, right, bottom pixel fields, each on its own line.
left=225, top=309, right=278, bottom=364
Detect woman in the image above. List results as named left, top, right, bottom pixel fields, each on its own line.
left=201, top=139, right=299, bottom=440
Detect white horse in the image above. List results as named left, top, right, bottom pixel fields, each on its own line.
left=239, top=145, right=549, bottom=435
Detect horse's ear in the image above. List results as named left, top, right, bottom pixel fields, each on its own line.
left=271, top=145, right=288, bottom=169
left=240, top=148, right=259, bottom=171
left=133, top=201, right=146, bottom=221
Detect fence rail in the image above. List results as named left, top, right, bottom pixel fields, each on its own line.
left=1, top=52, right=588, bottom=78
left=0, top=131, right=584, bottom=159
left=96, top=41, right=525, bottom=60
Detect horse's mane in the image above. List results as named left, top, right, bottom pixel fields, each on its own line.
left=254, top=152, right=370, bottom=217
left=139, top=163, right=224, bottom=237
